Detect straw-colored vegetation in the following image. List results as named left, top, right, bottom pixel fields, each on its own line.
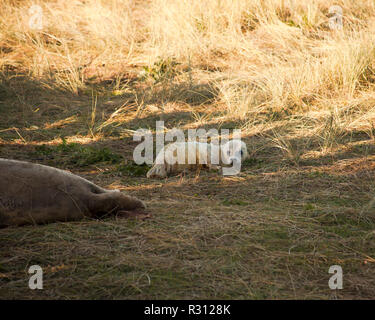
left=1, top=0, right=375, bottom=299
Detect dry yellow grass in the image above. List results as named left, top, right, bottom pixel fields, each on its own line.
left=2, top=0, right=375, bottom=134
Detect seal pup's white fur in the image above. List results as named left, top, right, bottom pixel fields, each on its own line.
left=147, top=140, right=248, bottom=178
left=0, top=159, right=147, bottom=227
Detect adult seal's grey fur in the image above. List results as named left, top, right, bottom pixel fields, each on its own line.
left=0, top=158, right=148, bottom=227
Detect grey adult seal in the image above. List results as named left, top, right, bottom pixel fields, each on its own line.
left=0, top=158, right=148, bottom=227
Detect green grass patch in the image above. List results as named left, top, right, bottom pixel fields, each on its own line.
left=34, top=138, right=122, bottom=166
left=222, top=199, right=249, bottom=206
left=115, top=161, right=150, bottom=177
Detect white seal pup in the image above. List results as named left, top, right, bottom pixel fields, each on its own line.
left=147, top=140, right=248, bottom=178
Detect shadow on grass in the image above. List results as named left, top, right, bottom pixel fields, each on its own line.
left=0, top=68, right=220, bottom=142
